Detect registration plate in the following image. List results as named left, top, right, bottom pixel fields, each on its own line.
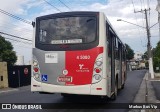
left=57, top=76, right=72, bottom=82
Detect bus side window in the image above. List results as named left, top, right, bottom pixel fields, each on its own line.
left=114, top=37, right=118, bottom=59
left=107, top=35, right=111, bottom=57
left=106, top=24, right=111, bottom=57
left=123, top=49, right=126, bottom=61
left=118, top=41, right=122, bottom=59
left=107, top=40, right=111, bottom=57
left=122, top=47, right=124, bottom=61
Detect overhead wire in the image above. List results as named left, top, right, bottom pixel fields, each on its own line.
left=43, top=0, right=62, bottom=12
left=0, top=9, right=32, bottom=25
left=142, top=0, right=148, bottom=47
left=140, top=0, right=143, bottom=10
left=139, top=0, right=146, bottom=28
left=58, top=0, right=72, bottom=11
left=131, top=0, right=144, bottom=47
left=0, top=19, right=32, bottom=32
left=0, top=25, right=32, bottom=36
left=5, top=40, right=32, bottom=49
left=0, top=31, right=32, bottom=42
left=140, top=0, right=148, bottom=47
left=5, top=39, right=32, bottom=49
left=0, top=29, right=32, bottom=43
left=4, top=37, right=32, bottom=45
left=0, top=7, right=33, bottom=49
left=147, top=0, right=151, bottom=27
left=142, top=0, right=146, bottom=9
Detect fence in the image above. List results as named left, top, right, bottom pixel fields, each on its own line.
left=8, top=65, right=31, bottom=88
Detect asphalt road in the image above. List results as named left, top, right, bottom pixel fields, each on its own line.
left=0, top=70, right=146, bottom=112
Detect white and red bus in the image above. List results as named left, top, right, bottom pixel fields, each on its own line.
left=31, top=11, right=127, bottom=100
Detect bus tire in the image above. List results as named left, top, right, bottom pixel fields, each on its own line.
left=110, top=80, right=118, bottom=100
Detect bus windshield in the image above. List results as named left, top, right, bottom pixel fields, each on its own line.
left=38, top=16, right=96, bottom=44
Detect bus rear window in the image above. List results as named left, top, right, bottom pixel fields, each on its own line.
left=39, top=16, right=96, bottom=44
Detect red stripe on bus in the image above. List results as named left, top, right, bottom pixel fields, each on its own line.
left=65, top=47, right=103, bottom=85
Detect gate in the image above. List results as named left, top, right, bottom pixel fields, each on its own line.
left=8, top=65, right=31, bottom=88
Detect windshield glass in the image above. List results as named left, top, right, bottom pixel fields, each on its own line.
left=39, top=16, right=96, bottom=44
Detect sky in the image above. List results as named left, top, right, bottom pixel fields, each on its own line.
left=0, top=0, right=159, bottom=64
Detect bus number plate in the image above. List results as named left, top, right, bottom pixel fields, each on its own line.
left=57, top=76, right=72, bottom=82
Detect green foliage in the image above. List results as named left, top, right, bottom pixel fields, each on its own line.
left=0, top=35, right=17, bottom=65
left=154, top=41, right=160, bottom=57
left=153, top=41, right=160, bottom=73
left=153, top=57, right=160, bottom=72
left=125, top=43, right=134, bottom=60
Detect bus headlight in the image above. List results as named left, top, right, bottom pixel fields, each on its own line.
left=33, top=61, right=38, bottom=66
left=92, top=74, right=102, bottom=83
left=33, top=73, right=40, bottom=80
left=95, top=58, right=103, bottom=66
left=95, top=61, right=102, bottom=66
left=94, top=74, right=101, bottom=80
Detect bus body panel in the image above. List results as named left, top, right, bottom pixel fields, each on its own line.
left=33, top=47, right=103, bottom=85
left=92, top=12, right=110, bottom=96
left=31, top=76, right=41, bottom=91
left=41, top=83, right=91, bottom=94
left=65, top=47, right=103, bottom=85
left=33, top=48, right=65, bottom=85
left=31, top=11, right=127, bottom=98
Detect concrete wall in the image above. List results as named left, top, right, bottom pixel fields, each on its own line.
left=15, top=55, right=24, bottom=65
left=0, top=62, right=8, bottom=88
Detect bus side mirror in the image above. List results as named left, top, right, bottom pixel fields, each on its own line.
left=32, top=21, right=35, bottom=27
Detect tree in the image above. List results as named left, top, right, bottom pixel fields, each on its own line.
left=0, top=35, right=17, bottom=65
left=154, top=41, right=160, bottom=58
left=125, top=43, right=134, bottom=60
left=153, top=41, right=160, bottom=72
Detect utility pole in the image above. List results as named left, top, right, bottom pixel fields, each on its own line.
left=144, top=9, right=151, bottom=59
left=135, top=9, right=154, bottom=78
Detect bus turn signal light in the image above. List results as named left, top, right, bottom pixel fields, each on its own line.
left=34, top=67, right=39, bottom=72
left=95, top=68, right=101, bottom=73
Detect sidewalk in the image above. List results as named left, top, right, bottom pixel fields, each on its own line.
left=129, top=71, right=160, bottom=112
left=0, top=87, right=18, bottom=93
left=150, top=73, right=160, bottom=102
left=146, top=72, right=160, bottom=104
left=0, top=85, right=30, bottom=93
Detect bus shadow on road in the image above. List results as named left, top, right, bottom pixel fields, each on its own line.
left=60, top=94, right=113, bottom=103
left=48, top=95, right=126, bottom=109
